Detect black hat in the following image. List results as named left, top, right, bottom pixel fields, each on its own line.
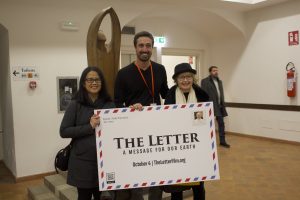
left=172, top=63, right=196, bottom=79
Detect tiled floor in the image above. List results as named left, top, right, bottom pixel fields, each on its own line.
left=1, top=134, right=300, bottom=200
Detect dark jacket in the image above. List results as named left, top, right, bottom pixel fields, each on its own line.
left=164, top=84, right=209, bottom=105
left=201, top=76, right=228, bottom=117
left=60, top=99, right=114, bottom=188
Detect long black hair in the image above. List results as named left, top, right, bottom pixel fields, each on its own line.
left=74, top=66, right=111, bottom=105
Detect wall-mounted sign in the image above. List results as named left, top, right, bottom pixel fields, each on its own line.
left=154, top=36, right=166, bottom=47
left=12, top=66, right=39, bottom=80
left=57, top=76, right=79, bottom=113
left=288, top=30, right=299, bottom=46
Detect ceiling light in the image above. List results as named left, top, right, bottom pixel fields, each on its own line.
left=60, top=21, right=79, bottom=31
left=221, top=0, right=267, bottom=4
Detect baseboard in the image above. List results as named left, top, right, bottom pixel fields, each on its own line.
left=15, top=171, right=57, bottom=183
left=227, top=131, right=300, bottom=145
left=0, top=160, right=57, bottom=182
left=1, top=161, right=57, bottom=183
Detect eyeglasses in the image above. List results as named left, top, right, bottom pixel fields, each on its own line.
left=85, top=78, right=101, bottom=84
left=177, top=75, right=193, bottom=81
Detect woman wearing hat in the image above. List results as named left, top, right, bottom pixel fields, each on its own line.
left=164, top=63, right=208, bottom=200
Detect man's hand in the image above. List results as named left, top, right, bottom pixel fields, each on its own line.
left=129, top=103, right=143, bottom=111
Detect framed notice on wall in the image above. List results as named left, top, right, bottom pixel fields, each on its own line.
left=288, top=30, right=299, bottom=46
left=57, top=77, right=79, bottom=113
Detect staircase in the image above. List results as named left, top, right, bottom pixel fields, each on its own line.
left=27, top=171, right=115, bottom=200
left=28, top=171, right=75, bottom=200
left=27, top=172, right=192, bottom=200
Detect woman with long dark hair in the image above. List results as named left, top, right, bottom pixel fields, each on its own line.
left=60, top=66, right=114, bottom=200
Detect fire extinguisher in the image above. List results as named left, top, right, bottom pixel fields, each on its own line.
left=286, top=62, right=296, bottom=97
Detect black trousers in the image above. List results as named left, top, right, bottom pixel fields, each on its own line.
left=171, top=182, right=205, bottom=200
left=216, top=116, right=226, bottom=143
left=114, top=188, right=143, bottom=200
left=77, top=187, right=101, bottom=200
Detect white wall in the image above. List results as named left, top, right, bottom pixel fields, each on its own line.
left=227, top=108, right=300, bottom=141
left=210, top=0, right=300, bottom=142
left=127, top=17, right=211, bottom=77
left=0, top=2, right=116, bottom=177
left=11, top=47, right=85, bottom=177
left=135, top=17, right=210, bottom=50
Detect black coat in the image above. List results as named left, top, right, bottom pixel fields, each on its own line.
left=60, top=99, right=114, bottom=188
left=164, top=84, right=209, bottom=105
left=201, top=76, right=228, bottom=117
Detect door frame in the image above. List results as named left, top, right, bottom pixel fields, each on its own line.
left=161, top=48, right=204, bottom=80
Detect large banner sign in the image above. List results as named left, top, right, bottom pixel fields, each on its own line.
left=95, top=102, right=220, bottom=191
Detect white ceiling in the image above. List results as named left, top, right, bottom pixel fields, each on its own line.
left=198, top=0, right=292, bottom=11
left=1, top=0, right=296, bottom=39
left=123, top=0, right=295, bottom=38
left=2, top=0, right=293, bottom=12
left=116, top=0, right=293, bottom=12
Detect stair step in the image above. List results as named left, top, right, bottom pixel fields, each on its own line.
left=58, top=171, right=68, bottom=179
left=141, top=190, right=171, bottom=200
left=27, top=184, right=59, bottom=200
left=59, top=187, right=77, bottom=200
left=162, top=191, right=171, bottom=200
left=29, top=172, right=192, bottom=200
left=44, top=174, right=74, bottom=196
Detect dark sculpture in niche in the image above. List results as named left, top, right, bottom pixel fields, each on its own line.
left=87, top=7, right=121, bottom=97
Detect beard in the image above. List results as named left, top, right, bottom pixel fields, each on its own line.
left=138, top=52, right=151, bottom=62
left=211, top=73, right=218, bottom=78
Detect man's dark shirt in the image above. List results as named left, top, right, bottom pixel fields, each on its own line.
left=114, top=61, right=169, bottom=107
